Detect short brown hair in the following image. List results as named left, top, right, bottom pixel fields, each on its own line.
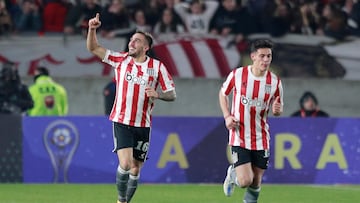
left=135, top=30, right=153, bottom=49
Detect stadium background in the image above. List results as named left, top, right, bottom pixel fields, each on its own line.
left=0, top=33, right=359, bottom=203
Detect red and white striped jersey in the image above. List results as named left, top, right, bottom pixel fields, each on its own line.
left=221, top=66, right=284, bottom=150
left=103, top=50, right=175, bottom=127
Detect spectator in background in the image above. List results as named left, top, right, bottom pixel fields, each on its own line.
left=63, top=0, right=101, bottom=36
left=42, top=0, right=71, bottom=33
left=210, top=0, right=257, bottom=52
left=0, top=62, right=33, bottom=115
left=261, top=0, right=293, bottom=37
left=317, top=3, right=349, bottom=40
left=133, top=8, right=152, bottom=33
left=100, top=0, right=136, bottom=39
left=142, top=0, right=161, bottom=28
left=291, top=91, right=329, bottom=117
left=0, top=0, right=13, bottom=36
left=346, top=0, right=360, bottom=36
left=210, top=0, right=240, bottom=37
left=14, top=0, right=42, bottom=33
left=103, top=77, right=116, bottom=116
left=297, top=0, right=321, bottom=35
left=28, top=67, right=68, bottom=116
left=174, top=0, right=219, bottom=34
left=153, top=7, right=185, bottom=35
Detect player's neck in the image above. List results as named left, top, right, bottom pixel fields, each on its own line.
left=250, top=66, right=266, bottom=77
left=133, top=55, right=147, bottom=63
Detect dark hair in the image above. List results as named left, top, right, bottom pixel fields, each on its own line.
left=159, top=9, right=178, bottom=33
left=299, top=91, right=318, bottom=108
left=250, top=39, right=274, bottom=53
left=36, top=66, right=49, bottom=76
left=33, top=67, right=50, bottom=82
left=135, top=30, right=153, bottom=49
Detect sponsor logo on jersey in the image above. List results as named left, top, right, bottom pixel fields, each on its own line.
left=241, top=95, right=266, bottom=109
left=125, top=72, right=146, bottom=85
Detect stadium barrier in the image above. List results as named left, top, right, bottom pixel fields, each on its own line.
left=19, top=116, right=360, bottom=184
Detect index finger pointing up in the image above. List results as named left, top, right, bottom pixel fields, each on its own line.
left=95, top=13, right=100, bottom=20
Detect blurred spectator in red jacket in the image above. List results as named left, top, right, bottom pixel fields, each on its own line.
left=42, top=0, right=72, bottom=33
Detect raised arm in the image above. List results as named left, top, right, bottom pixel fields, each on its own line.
left=87, top=13, right=106, bottom=59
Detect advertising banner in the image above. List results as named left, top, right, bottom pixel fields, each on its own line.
left=0, top=115, right=23, bottom=182
left=22, top=117, right=360, bottom=184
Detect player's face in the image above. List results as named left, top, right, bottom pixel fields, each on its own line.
left=128, top=33, right=149, bottom=58
left=251, top=48, right=272, bottom=72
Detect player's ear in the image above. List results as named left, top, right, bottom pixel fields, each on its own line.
left=144, top=45, right=149, bottom=53
left=250, top=52, right=255, bottom=61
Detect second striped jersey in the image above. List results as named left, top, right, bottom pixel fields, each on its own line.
left=221, top=66, right=284, bottom=150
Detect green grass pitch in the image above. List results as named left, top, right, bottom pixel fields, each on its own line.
left=0, top=183, right=359, bottom=203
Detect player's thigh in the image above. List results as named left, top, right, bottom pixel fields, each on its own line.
left=112, top=122, right=135, bottom=166
left=251, top=150, right=270, bottom=170
left=251, top=166, right=266, bottom=186
left=112, top=122, right=135, bottom=151
left=117, top=147, right=133, bottom=168
left=231, top=146, right=254, bottom=180
left=231, top=146, right=252, bottom=167
left=236, top=162, right=253, bottom=181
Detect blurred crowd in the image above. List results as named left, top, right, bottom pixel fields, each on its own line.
left=0, top=0, right=360, bottom=41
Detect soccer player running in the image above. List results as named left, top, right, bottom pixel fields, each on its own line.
left=219, top=39, right=283, bottom=203
left=87, top=14, right=176, bottom=203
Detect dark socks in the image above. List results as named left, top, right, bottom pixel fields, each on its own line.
left=126, top=174, right=140, bottom=203
left=243, top=186, right=261, bottom=203
left=116, top=166, right=129, bottom=202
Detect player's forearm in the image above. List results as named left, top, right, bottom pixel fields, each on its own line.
left=86, top=28, right=100, bottom=52
left=158, top=90, right=176, bottom=101
left=219, top=90, right=230, bottom=118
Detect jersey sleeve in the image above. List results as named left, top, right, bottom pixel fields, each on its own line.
left=102, top=49, right=127, bottom=68
left=158, top=62, right=175, bottom=92
left=221, top=70, right=235, bottom=96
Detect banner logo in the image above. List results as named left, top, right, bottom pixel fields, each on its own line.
left=43, top=120, right=79, bottom=183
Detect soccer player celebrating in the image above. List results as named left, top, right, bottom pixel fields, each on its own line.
left=219, top=39, right=283, bottom=203
left=87, top=13, right=176, bottom=203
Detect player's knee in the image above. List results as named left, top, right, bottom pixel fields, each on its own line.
left=119, top=160, right=132, bottom=171
left=237, top=175, right=253, bottom=188
left=130, top=166, right=141, bottom=175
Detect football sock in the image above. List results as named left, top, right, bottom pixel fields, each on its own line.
left=126, top=174, right=140, bottom=203
left=116, top=166, right=129, bottom=202
left=243, top=186, right=261, bottom=203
